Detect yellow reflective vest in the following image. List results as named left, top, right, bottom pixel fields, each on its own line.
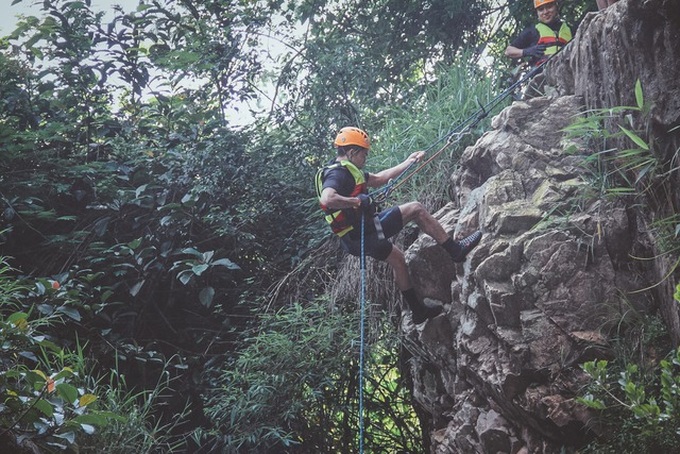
left=315, top=160, right=366, bottom=237
left=535, top=22, right=572, bottom=65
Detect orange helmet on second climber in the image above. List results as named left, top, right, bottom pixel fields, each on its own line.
left=534, top=0, right=556, bottom=8
left=334, top=127, right=370, bottom=149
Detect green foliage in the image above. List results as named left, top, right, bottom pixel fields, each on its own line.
left=578, top=287, right=680, bottom=453
left=199, top=301, right=421, bottom=453
left=0, top=259, right=115, bottom=451
left=579, top=350, right=680, bottom=453
left=563, top=81, right=680, bottom=444
left=563, top=80, right=656, bottom=198
left=6, top=0, right=664, bottom=453
left=200, top=302, right=355, bottom=451
left=257, top=0, right=503, bottom=166
left=366, top=56, right=503, bottom=210
left=562, top=79, right=680, bottom=288
left=78, top=363, right=191, bottom=453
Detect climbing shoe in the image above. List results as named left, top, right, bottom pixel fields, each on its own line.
left=447, top=230, right=482, bottom=263
left=411, top=301, right=443, bottom=325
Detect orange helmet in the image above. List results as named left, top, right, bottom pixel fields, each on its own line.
left=334, top=127, right=370, bottom=149
left=534, top=0, right=556, bottom=8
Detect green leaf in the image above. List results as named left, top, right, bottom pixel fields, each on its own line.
left=56, top=383, right=79, bottom=404
left=192, top=264, right=209, bottom=276
left=53, top=367, right=74, bottom=381
left=135, top=185, right=148, bottom=198
left=618, top=126, right=649, bottom=150
left=199, top=287, right=215, bottom=308
left=56, top=306, right=81, bottom=321
left=54, top=431, right=76, bottom=444
left=129, top=280, right=145, bottom=297
left=19, top=351, right=38, bottom=363
left=80, top=423, right=96, bottom=434
left=212, top=258, right=241, bottom=270
left=181, top=248, right=203, bottom=258
left=178, top=270, right=193, bottom=285
left=74, top=413, right=107, bottom=426
left=634, top=79, right=644, bottom=110
left=8, top=311, right=30, bottom=325
left=65, top=1, right=87, bottom=10
left=181, top=192, right=196, bottom=204
left=31, top=369, right=48, bottom=382
left=34, top=399, right=54, bottom=417
left=38, top=338, right=61, bottom=352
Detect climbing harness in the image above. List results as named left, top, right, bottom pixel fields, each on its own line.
left=315, top=160, right=367, bottom=237
left=367, top=51, right=559, bottom=205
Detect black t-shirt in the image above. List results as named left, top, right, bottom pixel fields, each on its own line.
left=320, top=160, right=371, bottom=233
left=321, top=160, right=369, bottom=198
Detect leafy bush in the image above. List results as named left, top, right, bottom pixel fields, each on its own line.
left=0, top=257, right=192, bottom=453
left=578, top=283, right=680, bottom=453
left=77, top=364, right=191, bottom=454
left=198, top=301, right=421, bottom=453
left=0, top=259, right=112, bottom=452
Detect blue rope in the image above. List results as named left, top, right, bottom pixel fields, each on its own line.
left=358, top=212, right=366, bottom=453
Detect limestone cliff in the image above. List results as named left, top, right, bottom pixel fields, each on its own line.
left=403, top=0, right=680, bottom=452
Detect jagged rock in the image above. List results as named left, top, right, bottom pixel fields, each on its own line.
left=547, top=0, right=680, bottom=346
left=547, top=0, right=680, bottom=131
left=402, top=1, right=680, bottom=451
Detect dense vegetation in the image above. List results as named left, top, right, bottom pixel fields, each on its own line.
left=4, top=0, right=678, bottom=453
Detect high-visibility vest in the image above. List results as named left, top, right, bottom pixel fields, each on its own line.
left=315, top=160, right=366, bottom=237
left=535, top=22, right=572, bottom=65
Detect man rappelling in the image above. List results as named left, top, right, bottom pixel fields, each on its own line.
left=316, top=126, right=482, bottom=324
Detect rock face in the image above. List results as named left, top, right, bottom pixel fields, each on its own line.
left=547, top=0, right=680, bottom=348
left=402, top=1, right=680, bottom=452
left=548, top=0, right=680, bottom=132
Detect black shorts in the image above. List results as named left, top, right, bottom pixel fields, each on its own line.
left=339, top=206, right=403, bottom=261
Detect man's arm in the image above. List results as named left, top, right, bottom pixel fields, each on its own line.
left=368, top=151, right=424, bottom=187
left=504, top=27, right=537, bottom=59
left=504, top=45, right=525, bottom=59
left=320, top=187, right=362, bottom=210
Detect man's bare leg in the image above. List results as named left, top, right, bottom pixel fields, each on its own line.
left=398, top=201, right=449, bottom=244
left=398, top=201, right=482, bottom=262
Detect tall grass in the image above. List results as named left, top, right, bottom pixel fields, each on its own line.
left=368, top=57, right=504, bottom=211
left=79, top=362, right=191, bottom=453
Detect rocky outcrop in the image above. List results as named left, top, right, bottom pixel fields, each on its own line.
left=546, top=0, right=680, bottom=348
left=402, top=1, right=680, bottom=452
left=547, top=0, right=680, bottom=133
